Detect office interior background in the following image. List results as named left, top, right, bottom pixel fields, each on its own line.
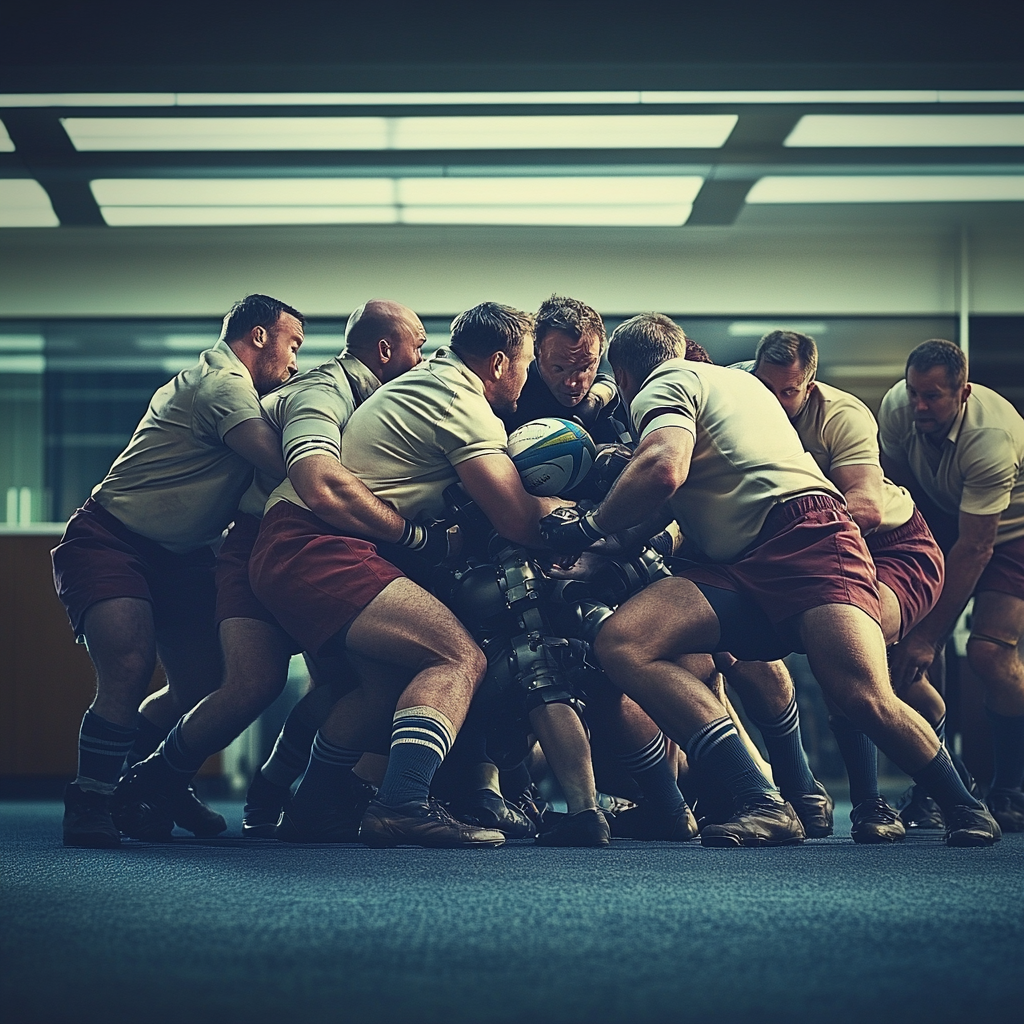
left=1, top=6, right=1022, bottom=1024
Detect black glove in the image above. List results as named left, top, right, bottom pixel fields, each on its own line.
left=590, top=443, right=633, bottom=494
left=539, top=506, right=606, bottom=555
left=399, top=519, right=462, bottom=565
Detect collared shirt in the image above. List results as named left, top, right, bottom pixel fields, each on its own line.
left=879, top=380, right=1024, bottom=544
left=629, top=359, right=843, bottom=562
left=790, top=381, right=915, bottom=534
left=258, top=353, right=382, bottom=516
left=91, top=340, right=264, bottom=552
left=341, top=347, right=508, bottom=521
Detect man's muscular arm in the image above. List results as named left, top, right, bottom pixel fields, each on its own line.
left=456, top=453, right=565, bottom=548
left=890, top=509, right=1000, bottom=689
left=830, top=463, right=884, bottom=535
left=592, top=427, right=692, bottom=535
left=223, top=419, right=287, bottom=478
left=289, top=454, right=405, bottom=542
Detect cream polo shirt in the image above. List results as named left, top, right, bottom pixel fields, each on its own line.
left=340, top=347, right=508, bottom=521
left=879, top=380, right=1024, bottom=545
left=256, top=353, right=382, bottom=516
left=630, top=359, right=842, bottom=562
left=791, top=381, right=915, bottom=535
left=91, top=340, right=264, bottom=552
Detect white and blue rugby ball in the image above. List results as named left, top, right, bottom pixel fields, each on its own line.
left=507, top=417, right=597, bottom=496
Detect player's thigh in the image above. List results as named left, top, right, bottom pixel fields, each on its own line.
left=346, top=577, right=483, bottom=672
left=797, top=602, right=890, bottom=703
left=156, top=619, right=223, bottom=706
left=597, top=577, right=720, bottom=667
left=218, top=616, right=295, bottom=695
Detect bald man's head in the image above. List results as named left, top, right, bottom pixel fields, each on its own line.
left=345, top=299, right=426, bottom=382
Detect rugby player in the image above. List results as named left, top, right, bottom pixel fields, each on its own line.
left=881, top=339, right=1024, bottom=832
left=543, top=313, right=1000, bottom=847
left=53, top=294, right=303, bottom=847
left=727, top=330, right=947, bottom=841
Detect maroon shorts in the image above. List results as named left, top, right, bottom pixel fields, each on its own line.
left=677, top=494, right=881, bottom=659
left=215, top=512, right=280, bottom=627
left=249, top=501, right=405, bottom=657
left=868, top=507, right=945, bottom=640
left=51, top=497, right=217, bottom=641
left=976, top=534, right=1024, bottom=601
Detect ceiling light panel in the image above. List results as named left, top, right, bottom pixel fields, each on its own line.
left=746, top=175, right=1024, bottom=203
left=0, top=180, right=59, bottom=227
left=400, top=205, right=693, bottom=226
left=786, top=115, right=1024, bottom=147
left=101, top=206, right=399, bottom=226
left=64, top=114, right=736, bottom=151
left=397, top=176, right=703, bottom=205
left=91, top=178, right=397, bottom=205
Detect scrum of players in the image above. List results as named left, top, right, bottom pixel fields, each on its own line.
left=53, top=291, right=1024, bottom=851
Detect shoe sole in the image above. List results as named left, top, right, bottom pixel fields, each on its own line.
left=700, top=834, right=804, bottom=848
left=946, top=830, right=1000, bottom=847
left=242, top=823, right=280, bottom=839
left=361, top=832, right=505, bottom=849
left=851, top=832, right=905, bottom=844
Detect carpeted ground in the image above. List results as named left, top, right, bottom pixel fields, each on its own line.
left=1, top=800, right=1021, bottom=1024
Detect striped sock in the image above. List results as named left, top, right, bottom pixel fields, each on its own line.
left=686, top=717, right=779, bottom=806
left=260, top=686, right=336, bottom=787
left=376, top=706, right=455, bottom=807
left=76, top=710, right=137, bottom=792
left=618, top=731, right=686, bottom=815
left=160, top=720, right=204, bottom=777
left=751, top=697, right=818, bottom=801
left=933, top=713, right=947, bottom=745
left=289, top=732, right=363, bottom=818
left=914, top=746, right=984, bottom=812
left=829, top=717, right=879, bottom=806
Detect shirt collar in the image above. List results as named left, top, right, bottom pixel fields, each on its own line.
left=945, top=401, right=968, bottom=445
left=432, top=347, right=488, bottom=398
left=336, top=351, right=382, bottom=402
left=211, top=339, right=254, bottom=388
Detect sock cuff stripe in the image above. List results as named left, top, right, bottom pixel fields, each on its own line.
left=391, top=736, right=448, bottom=758
left=82, top=711, right=137, bottom=738
left=619, top=732, right=666, bottom=773
left=753, top=700, right=800, bottom=737
left=311, top=734, right=362, bottom=767
left=394, top=705, right=455, bottom=738
left=392, top=724, right=453, bottom=758
left=687, top=718, right=737, bottom=764
left=79, top=736, right=136, bottom=751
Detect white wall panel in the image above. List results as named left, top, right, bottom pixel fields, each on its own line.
left=0, top=223, right=1021, bottom=317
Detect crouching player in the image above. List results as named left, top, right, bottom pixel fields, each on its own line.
left=542, top=313, right=1000, bottom=847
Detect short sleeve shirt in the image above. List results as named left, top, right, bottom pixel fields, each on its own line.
left=257, top=353, right=382, bottom=515
left=630, top=359, right=842, bottom=562
left=879, top=381, right=1024, bottom=545
left=792, top=381, right=915, bottom=534
left=340, top=347, right=508, bottom=521
left=91, top=340, right=264, bottom=551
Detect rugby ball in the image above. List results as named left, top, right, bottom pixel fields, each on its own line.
left=507, top=417, right=597, bottom=496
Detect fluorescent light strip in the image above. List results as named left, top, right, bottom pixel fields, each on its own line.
left=787, top=114, right=1024, bottom=147
left=747, top=175, right=1024, bottom=203
left=102, top=206, right=399, bottom=226
left=0, top=180, right=59, bottom=227
left=93, top=175, right=705, bottom=226
left=0, top=120, right=14, bottom=152
left=64, top=115, right=737, bottom=151
left=4, top=91, right=1024, bottom=106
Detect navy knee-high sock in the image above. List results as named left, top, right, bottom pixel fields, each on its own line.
left=618, top=731, right=687, bottom=815
left=750, top=697, right=818, bottom=801
left=829, top=717, right=879, bottom=806
left=686, top=717, right=779, bottom=807
left=376, top=706, right=455, bottom=807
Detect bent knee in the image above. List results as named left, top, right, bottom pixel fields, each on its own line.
left=966, top=634, right=1019, bottom=678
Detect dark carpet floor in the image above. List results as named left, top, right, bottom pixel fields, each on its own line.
left=1, top=800, right=1021, bottom=1024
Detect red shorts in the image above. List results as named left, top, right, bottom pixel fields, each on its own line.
left=976, top=534, right=1024, bottom=601
left=868, top=507, right=944, bottom=640
left=677, top=494, right=881, bottom=658
left=249, top=501, right=404, bottom=656
left=51, top=497, right=217, bottom=641
left=215, top=512, right=281, bottom=627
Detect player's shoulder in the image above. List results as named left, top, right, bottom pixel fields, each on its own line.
left=965, top=384, right=1024, bottom=433
left=815, top=381, right=874, bottom=419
